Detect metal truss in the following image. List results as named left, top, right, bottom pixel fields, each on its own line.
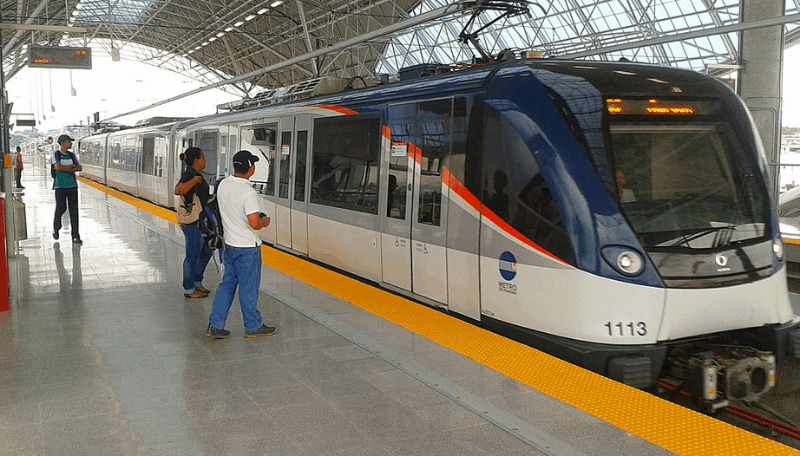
left=2, top=0, right=799, bottom=99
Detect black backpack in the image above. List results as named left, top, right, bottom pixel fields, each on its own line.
left=199, top=179, right=224, bottom=255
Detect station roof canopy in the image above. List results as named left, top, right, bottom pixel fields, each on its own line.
left=2, top=0, right=800, bottom=100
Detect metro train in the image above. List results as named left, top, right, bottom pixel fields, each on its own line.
left=78, top=59, right=800, bottom=407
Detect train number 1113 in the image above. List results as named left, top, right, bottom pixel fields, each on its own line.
left=604, top=321, right=647, bottom=337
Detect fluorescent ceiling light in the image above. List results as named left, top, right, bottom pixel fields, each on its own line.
left=216, top=32, right=224, bottom=37
left=225, top=27, right=233, bottom=32
left=257, top=8, right=268, bottom=14
left=271, top=1, right=283, bottom=7
left=234, top=21, right=244, bottom=27
left=245, top=14, right=256, bottom=21
left=208, top=37, right=217, bottom=42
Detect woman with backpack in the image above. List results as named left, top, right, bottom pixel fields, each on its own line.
left=174, top=147, right=214, bottom=299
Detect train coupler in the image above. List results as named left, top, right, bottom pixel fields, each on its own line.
left=667, top=344, right=776, bottom=406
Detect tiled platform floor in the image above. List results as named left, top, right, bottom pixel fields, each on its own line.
left=0, top=166, right=674, bottom=456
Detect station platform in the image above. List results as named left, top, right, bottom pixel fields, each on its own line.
left=1, top=168, right=798, bottom=456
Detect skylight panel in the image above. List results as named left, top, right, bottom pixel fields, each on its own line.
left=74, top=0, right=154, bottom=25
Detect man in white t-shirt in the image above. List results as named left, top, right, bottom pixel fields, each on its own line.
left=206, top=150, right=276, bottom=338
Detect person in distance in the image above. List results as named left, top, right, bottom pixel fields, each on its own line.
left=52, top=134, right=83, bottom=245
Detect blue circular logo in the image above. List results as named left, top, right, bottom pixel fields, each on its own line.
left=499, top=251, right=517, bottom=281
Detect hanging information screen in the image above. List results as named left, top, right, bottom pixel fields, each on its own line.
left=28, top=46, right=92, bottom=70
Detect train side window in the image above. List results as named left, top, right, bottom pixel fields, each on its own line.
left=311, top=115, right=380, bottom=214
left=142, top=137, right=155, bottom=176
left=156, top=136, right=167, bottom=177
left=416, top=100, right=452, bottom=226
left=388, top=122, right=411, bottom=220
left=294, top=131, right=308, bottom=202
left=241, top=125, right=276, bottom=195
left=483, top=106, right=574, bottom=264
left=278, top=131, right=292, bottom=199
left=110, top=140, right=122, bottom=168
left=196, top=131, right=218, bottom=183
left=124, top=136, right=137, bottom=170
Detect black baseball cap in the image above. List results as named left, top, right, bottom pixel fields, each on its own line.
left=57, top=134, right=75, bottom=144
left=232, top=150, right=259, bottom=172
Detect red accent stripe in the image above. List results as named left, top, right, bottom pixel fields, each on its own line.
left=382, top=125, right=391, bottom=139
left=442, top=165, right=569, bottom=265
left=410, top=144, right=422, bottom=165
left=310, top=104, right=359, bottom=115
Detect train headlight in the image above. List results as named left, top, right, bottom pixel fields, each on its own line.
left=616, top=251, right=643, bottom=275
left=601, top=246, right=645, bottom=276
left=773, top=237, right=784, bottom=261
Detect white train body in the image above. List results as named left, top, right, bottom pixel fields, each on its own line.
left=78, top=60, right=800, bottom=396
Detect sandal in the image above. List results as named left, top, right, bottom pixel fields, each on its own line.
left=195, top=286, right=211, bottom=294
left=184, top=291, right=207, bottom=299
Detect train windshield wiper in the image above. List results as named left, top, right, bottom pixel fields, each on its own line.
left=665, top=224, right=735, bottom=248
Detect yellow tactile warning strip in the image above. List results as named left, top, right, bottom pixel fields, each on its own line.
left=83, top=177, right=798, bottom=456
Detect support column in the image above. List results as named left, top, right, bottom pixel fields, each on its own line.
left=739, top=0, right=785, bottom=197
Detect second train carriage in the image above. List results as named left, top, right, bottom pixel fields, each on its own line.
left=78, top=59, right=800, bottom=402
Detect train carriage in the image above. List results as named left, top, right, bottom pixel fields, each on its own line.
left=79, top=59, right=800, bottom=403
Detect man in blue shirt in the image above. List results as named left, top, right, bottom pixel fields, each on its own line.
left=52, top=134, right=83, bottom=245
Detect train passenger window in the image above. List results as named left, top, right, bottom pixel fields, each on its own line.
left=141, top=137, right=155, bottom=175
left=278, top=131, right=292, bottom=199
left=416, top=99, right=450, bottom=226
left=124, top=136, right=137, bottom=170
left=156, top=137, right=167, bottom=177
left=294, top=131, right=308, bottom=202
left=196, top=131, right=218, bottom=183
left=483, top=106, right=574, bottom=264
left=388, top=121, right=411, bottom=220
left=311, top=115, right=380, bottom=214
left=110, top=141, right=122, bottom=168
left=241, top=125, right=276, bottom=195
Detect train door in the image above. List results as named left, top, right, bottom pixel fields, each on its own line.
left=274, top=115, right=311, bottom=254
left=383, top=100, right=451, bottom=304
left=241, top=120, right=278, bottom=245
left=382, top=104, right=414, bottom=291
left=411, top=99, right=451, bottom=305
left=138, top=135, right=157, bottom=202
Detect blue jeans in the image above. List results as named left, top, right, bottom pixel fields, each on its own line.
left=208, top=245, right=263, bottom=331
left=181, top=223, right=213, bottom=294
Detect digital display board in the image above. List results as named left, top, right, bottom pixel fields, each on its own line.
left=28, top=46, right=92, bottom=70
left=605, top=98, right=716, bottom=116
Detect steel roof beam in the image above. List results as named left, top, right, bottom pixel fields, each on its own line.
left=103, top=0, right=472, bottom=122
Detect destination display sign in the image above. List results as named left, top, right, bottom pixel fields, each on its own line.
left=28, top=46, right=92, bottom=70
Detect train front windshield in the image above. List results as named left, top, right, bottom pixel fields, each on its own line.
left=606, top=100, right=769, bottom=249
